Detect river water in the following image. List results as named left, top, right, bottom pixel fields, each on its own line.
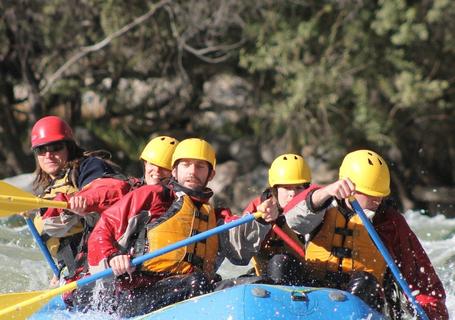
left=0, top=186, right=454, bottom=318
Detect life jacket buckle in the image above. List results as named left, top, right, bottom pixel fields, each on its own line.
left=331, top=247, right=352, bottom=258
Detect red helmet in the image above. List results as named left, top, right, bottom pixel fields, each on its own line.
left=31, top=116, right=74, bottom=148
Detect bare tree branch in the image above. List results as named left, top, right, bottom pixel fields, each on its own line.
left=164, top=4, right=188, bottom=81
left=180, top=40, right=244, bottom=63
left=164, top=3, right=245, bottom=65
left=41, top=0, right=173, bottom=95
left=4, top=8, right=44, bottom=122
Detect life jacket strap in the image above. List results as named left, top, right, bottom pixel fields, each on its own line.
left=57, top=237, right=79, bottom=276
left=194, top=210, right=209, bottom=222
left=133, top=227, right=148, bottom=256
left=190, top=230, right=206, bottom=243
left=334, top=227, right=353, bottom=236
left=184, top=252, right=204, bottom=269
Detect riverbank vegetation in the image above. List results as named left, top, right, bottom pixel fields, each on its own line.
left=0, top=1, right=453, bottom=214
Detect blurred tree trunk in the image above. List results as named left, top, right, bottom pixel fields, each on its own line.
left=0, top=6, right=39, bottom=175
left=0, top=103, right=32, bottom=175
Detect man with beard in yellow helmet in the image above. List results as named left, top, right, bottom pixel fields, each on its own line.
left=85, top=138, right=278, bottom=318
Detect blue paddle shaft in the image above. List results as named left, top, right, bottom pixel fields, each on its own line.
left=25, top=217, right=60, bottom=277
left=350, top=199, right=429, bottom=320
left=77, top=213, right=256, bottom=287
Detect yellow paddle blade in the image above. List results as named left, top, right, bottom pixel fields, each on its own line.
left=0, top=282, right=77, bottom=319
left=0, top=290, right=47, bottom=309
left=0, top=181, right=34, bottom=197
left=0, top=181, right=67, bottom=217
left=0, top=208, right=12, bottom=216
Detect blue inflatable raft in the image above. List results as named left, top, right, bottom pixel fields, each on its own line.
left=30, top=284, right=385, bottom=319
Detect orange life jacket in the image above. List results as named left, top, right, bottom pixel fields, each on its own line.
left=305, top=206, right=387, bottom=284
left=142, top=194, right=218, bottom=277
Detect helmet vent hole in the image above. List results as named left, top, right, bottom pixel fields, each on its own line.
left=368, top=152, right=373, bottom=156
left=294, top=155, right=298, bottom=159
left=378, top=158, right=383, bottom=165
left=160, top=137, right=165, bottom=141
left=283, top=156, right=288, bottom=160
left=368, top=159, right=373, bottom=165
left=170, top=141, right=175, bottom=145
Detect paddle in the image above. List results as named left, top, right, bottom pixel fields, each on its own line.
left=349, top=198, right=429, bottom=320
left=268, top=193, right=306, bottom=258
left=0, top=181, right=67, bottom=217
left=0, top=181, right=62, bottom=276
left=25, top=217, right=60, bottom=277
left=272, top=224, right=305, bottom=258
left=0, top=212, right=262, bottom=319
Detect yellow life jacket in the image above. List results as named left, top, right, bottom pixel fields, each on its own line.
left=252, top=223, right=306, bottom=276
left=142, top=194, right=219, bottom=277
left=33, top=170, right=82, bottom=257
left=42, top=171, right=78, bottom=198
left=305, top=206, right=387, bottom=284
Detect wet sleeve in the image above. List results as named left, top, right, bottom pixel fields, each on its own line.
left=285, top=198, right=326, bottom=235
left=75, top=178, right=132, bottom=215
left=305, top=188, right=333, bottom=213
left=87, top=187, right=159, bottom=269
left=41, top=192, right=82, bottom=237
left=284, top=185, right=327, bottom=235
left=218, top=217, right=272, bottom=265
left=42, top=211, right=82, bottom=237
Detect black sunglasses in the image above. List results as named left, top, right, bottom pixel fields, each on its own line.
left=33, top=142, right=66, bottom=155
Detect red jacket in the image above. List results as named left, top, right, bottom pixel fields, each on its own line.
left=42, top=177, right=136, bottom=219
left=87, top=182, right=235, bottom=266
left=87, top=184, right=173, bottom=267
left=373, top=206, right=448, bottom=320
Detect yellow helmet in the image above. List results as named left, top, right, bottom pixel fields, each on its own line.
left=140, top=136, right=179, bottom=171
left=339, top=150, right=390, bottom=197
left=171, top=138, right=216, bottom=169
left=268, top=154, right=312, bottom=187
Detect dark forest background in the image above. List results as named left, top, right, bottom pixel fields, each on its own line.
left=1, top=0, right=454, bottom=214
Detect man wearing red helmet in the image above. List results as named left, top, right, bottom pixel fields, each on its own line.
left=30, top=116, right=136, bottom=291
